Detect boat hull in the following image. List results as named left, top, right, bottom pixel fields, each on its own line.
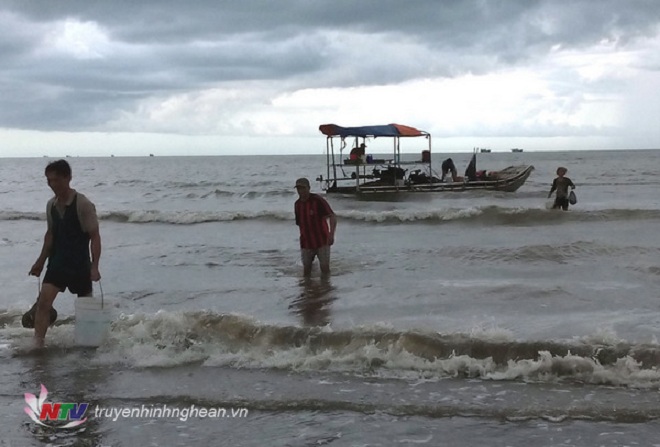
left=326, top=165, right=534, bottom=195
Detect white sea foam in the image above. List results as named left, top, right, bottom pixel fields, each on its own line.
left=0, top=311, right=629, bottom=388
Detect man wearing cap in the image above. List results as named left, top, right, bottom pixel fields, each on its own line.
left=294, top=178, right=337, bottom=276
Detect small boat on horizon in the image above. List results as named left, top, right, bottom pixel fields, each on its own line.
left=511, top=148, right=523, bottom=153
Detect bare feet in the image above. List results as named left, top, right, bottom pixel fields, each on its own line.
left=33, top=337, right=45, bottom=349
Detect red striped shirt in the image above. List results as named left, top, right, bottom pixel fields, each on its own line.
left=295, top=194, right=334, bottom=249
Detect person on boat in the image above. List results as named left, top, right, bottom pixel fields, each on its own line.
left=548, top=167, right=576, bottom=211
left=28, top=159, right=102, bottom=348
left=294, top=177, right=337, bottom=277
left=349, top=143, right=366, bottom=161
left=441, top=158, right=458, bottom=182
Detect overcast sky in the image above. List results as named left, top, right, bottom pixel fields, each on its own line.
left=2, top=0, right=660, bottom=157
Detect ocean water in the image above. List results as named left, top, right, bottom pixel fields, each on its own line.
left=1, top=150, right=660, bottom=446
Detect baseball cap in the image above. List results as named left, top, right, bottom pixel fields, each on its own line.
left=294, top=178, right=310, bottom=188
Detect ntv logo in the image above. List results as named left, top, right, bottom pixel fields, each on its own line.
left=24, top=384, right=88, bottom=428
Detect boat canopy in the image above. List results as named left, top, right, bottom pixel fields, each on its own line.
left=319, top=123, right=428, bottom=138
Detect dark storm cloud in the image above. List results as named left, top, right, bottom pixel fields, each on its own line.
left=1, top=0, right=659, bottom=131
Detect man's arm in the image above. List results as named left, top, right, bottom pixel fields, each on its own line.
left=89, top=226, right=101, bottom=281
left=29, top=230, right=53, bottom=276
left=327, top=213, right=337, bottom=245
left=78, top=195, right=102, bottom=281
left=317, top=197, right=337, bottom=245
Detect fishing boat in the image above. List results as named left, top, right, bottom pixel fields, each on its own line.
left=317, top=123, right=534, bottom=195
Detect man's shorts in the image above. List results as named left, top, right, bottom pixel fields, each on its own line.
left=43, top=268, right=92, bottom=296
left=301, top=246, right=331, bottom=267
left=553, top=197, right=569, bottom=211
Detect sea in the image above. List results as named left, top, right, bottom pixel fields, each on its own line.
left=1, top=149, right=660, bottom=446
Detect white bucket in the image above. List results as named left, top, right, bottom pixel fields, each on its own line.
left=74, top=296, right=113, bottom=347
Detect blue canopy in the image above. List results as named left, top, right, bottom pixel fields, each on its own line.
left=319, top=123, right=427, bottom=138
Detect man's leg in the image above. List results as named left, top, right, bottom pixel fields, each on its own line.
left=318, top=245, right=331, bottom=275
left=301, top=249, right=315, bottom=277
left=34, top=283, right=60, bottom=347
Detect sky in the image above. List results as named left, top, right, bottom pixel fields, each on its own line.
left=1, top=0, right=660, bottom=157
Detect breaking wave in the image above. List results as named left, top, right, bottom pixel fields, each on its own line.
left=0, top=211, right=44, bottom=221
left=3, top=311, right=660, bottom=389
left=3, top=207, right=660, bottom=226
left=340, top=206, right=660, bottom=225
left=101, top=210, right=293, bottom=224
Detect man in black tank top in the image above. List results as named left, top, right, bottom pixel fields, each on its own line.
left=28, top=160, right=102, bottom=347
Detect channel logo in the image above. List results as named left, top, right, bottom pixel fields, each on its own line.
left=24, top=384, right=88, bottom=428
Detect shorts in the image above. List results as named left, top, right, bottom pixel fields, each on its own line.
left=553, top=197, right=569, bottom=211
left=301, top=246, right=331, bottom=267
left=43, top=268, right=92, bottom=296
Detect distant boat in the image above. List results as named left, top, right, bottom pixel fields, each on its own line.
left=511, top=148, right=523, bottom=153
left=480, top=148, right=491, bottom=153
left=149, top=154, right=155, bottom=157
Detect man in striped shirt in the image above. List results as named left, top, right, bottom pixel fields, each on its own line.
left=294, top=178, right=337, bottom=276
